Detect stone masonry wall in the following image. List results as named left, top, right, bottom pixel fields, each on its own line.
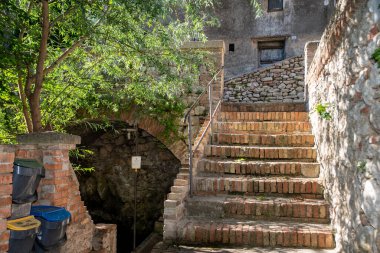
left=306, top=0, right=380, bottom=252
left=224, top=56, right=305, bottom=103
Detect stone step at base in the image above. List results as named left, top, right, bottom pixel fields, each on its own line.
left=213, top=121, right=312, bottom=134
left=204, top=145, right=317, bottom=160
left=219, top=111, right=310, bottom=122
left=186, top=195, right=329, bottom=224
left=193, top=176, right=324, bottom=199
left=221, top=102, right=307, bottom=112
left=212, top=133, right=315, bottom=147
left=197, top=159, right=320, bottom=178
left=180, top=219, right=334, bottom=249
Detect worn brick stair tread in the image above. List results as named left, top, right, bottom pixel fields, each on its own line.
left=212, top=133, right=315, bottom=147
left=213, top=121, right=312, bottom=134
left=219, top=111, right=310, bottom=122
left=198, top=158, right=319, bottom=177
left=186, top=195, right=329, bottom=223
left=221, top=102, right=308, bottom=112
left=181, top=219, right=334, bottom=249
left=194, top=175, right=323, bottom=198
left=157, top=245, right=337, bottom=252
left=205, top=145, right=317, bottom=160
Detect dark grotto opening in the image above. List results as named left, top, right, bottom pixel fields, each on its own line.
left=69, top=121, right=181, bottom=252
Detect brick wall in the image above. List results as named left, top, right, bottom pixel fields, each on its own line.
left=0, top=146, right=14, bottom=252
left=224, top=56, right=305, bottom=103
left=15, top=133, right=94, bottom=253
left=306, top=0, right=380, bottom=252
left=0, top=133, right=119, bottom=252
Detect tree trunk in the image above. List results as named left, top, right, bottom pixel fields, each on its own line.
left=17, top=71, right=33, bottom=133
left=30, top=0, right=49, bottom=132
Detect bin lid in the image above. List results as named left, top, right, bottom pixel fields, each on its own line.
left=31, top=205, right=71, bottom=222
left=14, top=159, right=43, bottom=169
left=7, top=215, right=41, bottom=231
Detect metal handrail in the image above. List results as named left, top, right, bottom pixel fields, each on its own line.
left=183, top=66, right=224, bottom=122
left=185, top=66, right=224, bottom=197
left=193, top=100, right=221, bottom=153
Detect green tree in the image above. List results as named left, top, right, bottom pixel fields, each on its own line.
left=0, top=0, right=260, bottom=142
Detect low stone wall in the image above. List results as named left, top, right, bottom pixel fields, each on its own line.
left=306, top=0, right=380, bottom=252
left=223, top=56, right=305, bottom=103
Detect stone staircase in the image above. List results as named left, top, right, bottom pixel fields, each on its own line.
left=177, top=102, right=335, bottom=250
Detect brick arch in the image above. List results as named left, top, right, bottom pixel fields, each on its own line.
left=116, top=110, right=189, bottom=165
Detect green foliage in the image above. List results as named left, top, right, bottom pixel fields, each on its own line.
left=315, top=103, right=332, bottom=120
left=249, top=0, right=263, bottom=17
left=0, top=0, right=261, bottom=141
left=357, top=161, right=366, bottom=173
left=372, top=47, right=380, bottom=68
left=0, top=0, right=213, bottom=139
left=69, top=147, right=95, bottom=174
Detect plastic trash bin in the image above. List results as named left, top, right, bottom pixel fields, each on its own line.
left=12, top=159, right=45, bottom=204
left=7, top=216, right=41, bottom=253
left=31, top=206, right=71, bottom=251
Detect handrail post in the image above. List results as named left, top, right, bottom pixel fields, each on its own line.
left=208, top=79, right=213, bottom=145
left=187, top=115, right=193, bottom=197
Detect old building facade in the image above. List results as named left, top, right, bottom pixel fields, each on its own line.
left=206, top=0, right=335, bottom=78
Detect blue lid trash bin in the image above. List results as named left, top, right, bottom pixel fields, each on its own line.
left=30, top=206, right=71, bottom=251
left=12, top=159, right=45, bottom=204
left=7, top=216, right=41, bottom=253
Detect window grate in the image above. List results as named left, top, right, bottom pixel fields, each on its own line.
left=258, top=40, right=285, bottom=66
left=268, top=0, right=283, bottom=11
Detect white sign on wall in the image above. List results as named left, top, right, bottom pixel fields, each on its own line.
left=131, top=156, right=141, bottom=170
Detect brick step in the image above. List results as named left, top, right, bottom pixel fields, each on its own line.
left=212, top=133, right=315, bottom=147
left=197, top=159, right=319, bottom=178
left=221, top=102, right=307, bottom=112
left=186, top=195, right=329, bottom=223
left=154, top=245, right=338, bottom=253
left=193, top=176, right=323, bottom=199
left=204, top=145, right=317, bottom=160
left=219, top=111, right=309, bottom=122
left=213, top=121, right=311, bottom=134
left=180, top=219, right=334, bottom=249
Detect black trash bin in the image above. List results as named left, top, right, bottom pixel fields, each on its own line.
left=7, top=215, right=41, bottom=253
left=12, top=159, right=45, bottom=204
left=30, top=206, right=71, bottom=251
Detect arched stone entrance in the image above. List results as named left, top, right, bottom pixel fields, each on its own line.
left=69, top=121, right=181, bottom=252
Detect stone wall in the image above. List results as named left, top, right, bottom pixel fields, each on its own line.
left=73, top=122, right=181, bottom=252
left=205, top=0, right=335, bottom=78
left=224, top=56, right=304, bottom=103
left=306, top=0, right=380, bottom=252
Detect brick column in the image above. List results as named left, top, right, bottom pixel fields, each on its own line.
left=16, top=132, right=94, bottom=252
left=0, top=145, right=14, bottom=252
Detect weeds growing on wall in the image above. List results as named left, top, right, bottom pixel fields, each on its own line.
left=315, top=103, right=332, bottom=120
left=372, top=47, right=380, bottom=68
